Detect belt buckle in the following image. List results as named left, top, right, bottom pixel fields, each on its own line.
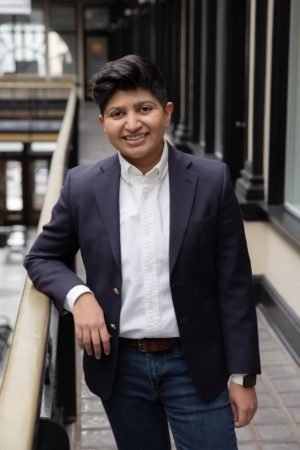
left=138, top=339, right=148, bottom=352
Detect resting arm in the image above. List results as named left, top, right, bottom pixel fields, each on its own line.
left=24, top=170, right=111, bottom=357
left=24, top=171, right=85, bottom=312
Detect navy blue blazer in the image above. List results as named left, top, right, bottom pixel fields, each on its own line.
left=24, top=144, right=261, bottom=402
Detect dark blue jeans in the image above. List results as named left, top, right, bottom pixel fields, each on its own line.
left=102, top=343, right=238, bottom=450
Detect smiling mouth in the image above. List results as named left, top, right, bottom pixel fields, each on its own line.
left=123, top=133, right=149, bottom=142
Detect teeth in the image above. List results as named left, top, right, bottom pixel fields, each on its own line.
left=125, top=134, right=146, bottom=141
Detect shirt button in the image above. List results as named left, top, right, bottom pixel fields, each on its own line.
left=113, top=288, right=120, bottom=296
left=110, top=323, right=118, bottom=330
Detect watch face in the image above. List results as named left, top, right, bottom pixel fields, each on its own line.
left=243, top=374, right=256, bottom=387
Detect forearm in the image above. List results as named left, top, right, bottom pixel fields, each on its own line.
left=25, top=254, right=86, bottom=312
left=24, top=169, right=84, bottom=311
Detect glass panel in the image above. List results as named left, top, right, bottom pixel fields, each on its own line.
left=6, top=161, right=23, bottom=211
left=0, top=0, right=31, bottom=16
left=0, top=6, right=46, bottom=75
left=49, top=4, right=76, bottom=31
left=48, top=32, right=76, bottom=76
left=0, top=161, right=6, bottom=219
left=0, top=15, right=12, bottom=26
left=48, top=4, right=77, bottom=76
left=84, top=7, right=109, bottom=31
left=86, top=36, right=108, bottom=86
left=31, top=142, right=56, bottom=153
left=0, top=142, right=23, bottom=153
left=284, top=0, right=300, bottom=217
left=15, top=7, right=43, bottom=25
left=0, top=21, right=17, bottom=74
left=32, top=160, right=48, bottom=210
left=214, top=0, right=226, bottom=158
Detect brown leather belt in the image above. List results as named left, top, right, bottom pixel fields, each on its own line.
left=119, top=337, right=180, bottom=352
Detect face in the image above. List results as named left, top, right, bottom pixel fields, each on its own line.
left=99, top=88, right=173, bottom=173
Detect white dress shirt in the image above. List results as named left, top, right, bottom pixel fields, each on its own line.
left=65, top=142, right=179, bottom=338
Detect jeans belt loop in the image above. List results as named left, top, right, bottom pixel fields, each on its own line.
left=138, top=339, right=148, bottom=352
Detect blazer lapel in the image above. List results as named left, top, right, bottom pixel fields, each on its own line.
left=91, top=147, right=198, bottom=275
left=168, top=145, right=198, bottom=273
left=93, top=155, right=121, bottom=271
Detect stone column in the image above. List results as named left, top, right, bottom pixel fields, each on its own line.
left=174, top=0, right=193, bottom=149
left=235, top=0, right=267, bottom=202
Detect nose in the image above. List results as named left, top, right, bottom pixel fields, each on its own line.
left=124, top=112, right=141, bottom=132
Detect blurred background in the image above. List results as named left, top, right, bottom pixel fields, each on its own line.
left=1, top=1, right=300, bottom=449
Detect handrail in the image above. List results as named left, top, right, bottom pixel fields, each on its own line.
left=0, top=74, right=75, bottom=83
left=0, top=86, right=77, bottom=450
left=0, top=80, right=74, bottom=90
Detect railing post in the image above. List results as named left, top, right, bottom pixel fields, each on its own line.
left=35, top=418, right=70, bottom=450
left=56, top=313, right=77, bottom=424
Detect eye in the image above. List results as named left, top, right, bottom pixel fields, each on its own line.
left=109, top=110, right=124, bottom=119
left=140, top=105, right=153, bottom=114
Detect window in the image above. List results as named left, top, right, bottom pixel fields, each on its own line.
left=284, top=0, right=300, bottom=217
left=6, top=160, right=23, bottom=211
left=0, top=3, right=77, bottom=77
left=83, top=6, right=109, bottom=97
left=32, top=160, right=48, bottom=210
left=85, top=36, right=108, bottom=85
left=0, top=6, right=46, bottom=75
left=214, top=0, right=226, bottom=158
left=48, top=4, right=77, bottom=76
left=84, top=7, right=109, bottom=31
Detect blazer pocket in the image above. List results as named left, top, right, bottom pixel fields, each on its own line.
left=194, top=213, right=216, bottom=223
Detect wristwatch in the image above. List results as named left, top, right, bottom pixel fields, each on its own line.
left=231, top=374, right=257, bottom=388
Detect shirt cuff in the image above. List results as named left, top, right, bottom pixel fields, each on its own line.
left=64, top=285, right=93, bottom=312
left=231, top=374, right=247, bottom=385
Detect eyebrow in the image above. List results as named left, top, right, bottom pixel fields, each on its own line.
left=105, top=100, right=157, bottom=115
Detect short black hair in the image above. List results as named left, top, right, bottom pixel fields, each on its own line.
left=91, top=54, right=168, bottom=113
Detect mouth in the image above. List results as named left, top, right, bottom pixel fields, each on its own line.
left=123, top=133, right=149, bottom=142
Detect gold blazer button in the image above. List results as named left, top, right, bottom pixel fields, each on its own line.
left=113, top=288, right=120, bottom=295
left=110, top=323, right=118, bottom=330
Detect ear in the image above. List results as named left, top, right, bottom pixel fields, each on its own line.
left=164, top=102, right=174, bottom=127
left=99, top=114, right=105, bottom=130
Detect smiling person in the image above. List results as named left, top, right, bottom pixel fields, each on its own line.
left=24, top=55, right=261, bottom=450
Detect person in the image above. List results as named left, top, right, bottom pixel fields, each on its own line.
left=24, top=54, right=261, bottom=450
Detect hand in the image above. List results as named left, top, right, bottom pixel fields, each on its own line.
left=229, top=382, right=257, bottom=428
left=73, top=292, right=110, bottom=359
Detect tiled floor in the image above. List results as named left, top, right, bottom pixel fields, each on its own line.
left=74, top=103, right=300, bottom=449
left=237, top=310, right=300, bottom=449
left=75, top=309, right=300, bottom=450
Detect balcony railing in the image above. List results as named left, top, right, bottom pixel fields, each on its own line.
left=0, top=81, right=78, bottom=450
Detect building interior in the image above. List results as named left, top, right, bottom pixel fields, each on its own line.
left=1, top=0, right=300, bottom=449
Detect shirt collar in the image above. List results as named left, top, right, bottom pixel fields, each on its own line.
left=118, top=141, right=168, bottom=185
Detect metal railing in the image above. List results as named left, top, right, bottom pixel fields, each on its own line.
left=0, top=82, right=78, bottom=450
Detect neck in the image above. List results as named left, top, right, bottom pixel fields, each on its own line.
left=122, top=143, right=165, bottom=175
left=136, top=153, right=163, bottom=175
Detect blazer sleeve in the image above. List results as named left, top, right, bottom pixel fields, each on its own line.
left=24, top=170, right=86, bottom=312
left=217, top=164, right=261, bottom=374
